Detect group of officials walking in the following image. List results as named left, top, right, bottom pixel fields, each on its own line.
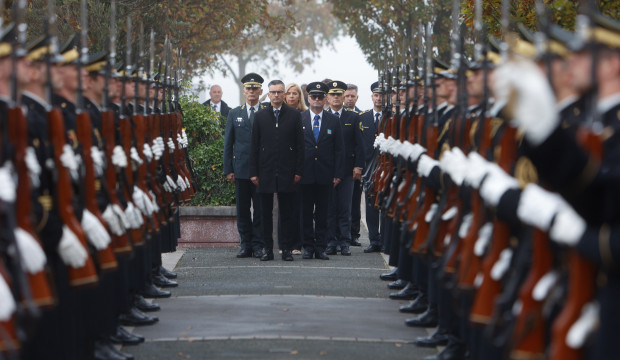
left=224, top=75, right=382, bottom=262
left=0, top=10, right=189, bottom=360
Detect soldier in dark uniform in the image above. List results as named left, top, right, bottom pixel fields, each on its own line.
left=359, top=82, right=384, bottom=254
left=325, top=81, right=364, bottom=256
left=224, top=73, right=266, bottom=259
left=299, top=82, right=345, bottom=261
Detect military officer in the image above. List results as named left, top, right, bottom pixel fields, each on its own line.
left=224, top=73, right=266, bottom=259
left=325, top=80, right=364, bottom=256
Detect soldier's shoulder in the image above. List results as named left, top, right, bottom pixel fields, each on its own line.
left=344, top=107, right=359, bottom=114
left=359, top=109, right=371, bottom=115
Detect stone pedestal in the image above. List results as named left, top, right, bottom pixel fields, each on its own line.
left=179, top=206, right=239, bottom=248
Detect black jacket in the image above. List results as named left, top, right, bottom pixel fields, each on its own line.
left=249, top=103, right=304, bottom=193
left=299, top=110, right=345, bottom=185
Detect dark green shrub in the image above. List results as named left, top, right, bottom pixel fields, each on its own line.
left=181, top=95, right=235, bottom=206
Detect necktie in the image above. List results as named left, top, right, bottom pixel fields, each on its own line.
left=375, top=113, right=380, bottom=129
left=313, top=115, right=320, bottom=142
left=212, top=104, right=217, bottom=112
left=249, top=106, right=255, bottom=126
left=274, top=109, right=280, bottom=127
left=334, top=111, right=340, bottom=118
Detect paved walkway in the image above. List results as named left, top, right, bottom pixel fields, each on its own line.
left=123, top=228, right=437, bottom=359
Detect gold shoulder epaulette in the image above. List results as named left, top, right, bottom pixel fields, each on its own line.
left=359, top=110, right=371, bottom=115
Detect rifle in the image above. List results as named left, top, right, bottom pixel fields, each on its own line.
left=409, top=22, right=439, bottom=254
left=548, top=12, right=599, bottom=360
left=75, top=0, right=117, bottom=271
left=6, top=0, right=55, bottom=308
left=171, top=50, right=193, bottom=201
left=101, top=0, right=132, bottom=255
left=120, top=16, right=146, bottom=246
left=45, top=0, right=98, bottom=288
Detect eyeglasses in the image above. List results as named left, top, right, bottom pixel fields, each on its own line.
left=269, top=90, right=284, bottom=95
left=309, top=94, right=325, bottom=100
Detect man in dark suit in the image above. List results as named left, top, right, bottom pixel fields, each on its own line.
left=359, top=82, right=383, bottom=253
left=249, top=79, right=304, bottom=261
left=299, top=82, right=345, bottom=260
left=326, top=81, right=364, bottom=256
left=224, top=73, right=266, bottom=259
left=203, top=84, right=231, bottom=125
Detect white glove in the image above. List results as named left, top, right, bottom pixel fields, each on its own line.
left=493, top=60, right=558, bottom=146
left=130, top=146, right=143, bottom=166
left=91, top=146, right=105, bottom=177
left=102, top=205, right=125, bottom=236
left=464, top=152, right=491, bottom=188
left=167, top=138, right=176, bottom=154
left=60, top=144, right=79, bottom=180
left=373, top=135, right=382, bottom=149
left=125, top=202, right=143, bottom=229
left=184, top=176, right=191, bottom=189
left=533, top=270, right=560, bottom=301
left=26, top=146, right=41, bottom=188
left=491, top=248, right=513, bottom=281
left=176, top=176, right=187, bottom=191
left=566, top=302, right=599, bottom=349
left=417, top=154, right=439, bottom=177
left=111, top=204, right=131, bottom=230
left=81, top=209, right=111, bottom=250
left=0, top=162, right=16, bottom=203
left=404, top=142, right=426, bottom=162
left=152, top=137, right=164, bottom=160
left=143, top=143, right=153, bottom=162
left=181, top=129, right=189, bottom=148
left=57, top=225, right=88, bottom=268
left=549, top=205, right=587, bottom=247
left=474, top=222, right=494, bottom=256
left=0, top=274, right=16, bottom=321
left=163, top=175, right=177, bottom=192
left=440, top=148, right=468, bottom=185
left=149, top=190, right=160, bottom=212
left=518, top=184, right=566, bottom=231
left=479, top=164, right=519, bottom=207
left=15, top=228, right=46, bottom=273
left=112, top=145, right=128, bottom=168
left=133, top=186, right=155, bottom=216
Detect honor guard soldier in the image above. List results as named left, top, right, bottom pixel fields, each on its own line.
left=224, top=73, right=266, bottom=259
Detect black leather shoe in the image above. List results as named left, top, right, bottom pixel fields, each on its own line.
left=109, top=326, right=145, bottom=345
left=261, top=250, right=274, bottom=261
left=141, top=283, right=171, bottom=299
left=325, top=246, right=337, bottom=255
left=387, top=279, right=408, bottom=290
left=423, top=337, right=467, bottom=360
left=253, top=248, right=264, bottom=259
left=160, top=266, right=177, bottom=279
left=415, top=327, right=450, bottom=348
left=152, top=273, right=178, bottom=288
left=380, top=268, right=398, bottom=281
left=236, top=248, right=253, bottom=258
left=389, top=283, right=420, bottom=300
left=399, top=294, right=428, bottom=314
left=315, top=251, right=329, bottom=260
left=118, top=307, right=159, bottom=326
left=134, top=295, right=160, bottom=312
left=340, top=246, right=351, bottom=256
left=350, top=238, right=362, bottom=246
left=281, top=250, right=294, bottom=261
left=302, top=249, right=314, bottom=259
left=95, top=339, right=134, bottom=360
left=405, top=306, right=438, bottom=328
left=363, top=244, right=382, bottom=253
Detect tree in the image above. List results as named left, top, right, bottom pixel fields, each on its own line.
left=329, top=0, right=456, bottom=70
left=219, top=0, right=344, bottom=104
left=12, top=0, right=295, bottom=77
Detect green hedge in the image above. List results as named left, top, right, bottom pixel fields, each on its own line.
left=181, top=95, right=235, bottom=206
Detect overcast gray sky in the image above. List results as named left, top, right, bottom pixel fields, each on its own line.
left=194, top=35, right=377, bottom=111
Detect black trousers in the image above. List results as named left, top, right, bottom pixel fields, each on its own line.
left=351, top=179, right=362, bottom=240
left=235, top=178, right=263, bottom=251
left=301, top=183, right=330, bottom=251
left=260, top=192, right=295, bottom=252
